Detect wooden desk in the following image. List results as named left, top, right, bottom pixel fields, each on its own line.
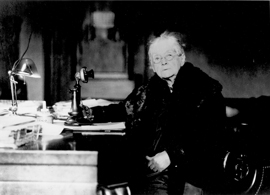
left=0, top=150, right=97, bottom=195
left=0, top=125, right=128, bottom=195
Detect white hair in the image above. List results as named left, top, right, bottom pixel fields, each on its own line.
left=148, top=31, right=186, bottom=66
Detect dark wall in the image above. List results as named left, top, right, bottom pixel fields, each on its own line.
left=0, top=1, right=269, bottom=102
left=0, top=3, right=24, bottom=99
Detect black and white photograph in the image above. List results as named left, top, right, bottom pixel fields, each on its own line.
left=0, top=1, right=269, bottom=195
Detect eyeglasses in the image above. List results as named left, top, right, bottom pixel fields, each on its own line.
left=152, top=52, right=182, bottom=64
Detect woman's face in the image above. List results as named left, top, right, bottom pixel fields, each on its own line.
left=150, top=38, right=185, bottom=80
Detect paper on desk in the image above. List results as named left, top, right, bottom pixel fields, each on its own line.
left=0, top=115, right=36, bottom=129
left=0, top=100, right=42, bottom=117
left=53, top=98, right=118, bottom=119
left=53, top=98, right=115, bottom=108
left=0, top=119, right=64, bottom=138
left=0, top=106, right=9, bottom=116
left=61, top=121, right=125, bottom=131
left=38, top=122, right=64, bottom=135
left=82, top=98, right=117, bottom=107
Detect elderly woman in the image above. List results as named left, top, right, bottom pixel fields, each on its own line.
left=86, top=31, right=227, bottom=195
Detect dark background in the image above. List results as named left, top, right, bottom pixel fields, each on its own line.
left=22, top=1, right=270, bottom=70
left=0, top=1, right=269, bottom=101
left=120, top=1, right=269, bottom=70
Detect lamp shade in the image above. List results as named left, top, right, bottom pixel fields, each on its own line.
left=11, top=58, right=40, bottom=78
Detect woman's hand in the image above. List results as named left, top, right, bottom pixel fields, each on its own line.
left=146, top=151, right=171, bottom=172
left=81, top=104, right=94, bottom=121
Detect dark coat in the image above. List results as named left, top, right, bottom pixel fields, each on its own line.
left=92, top=62, right=227, bottom=191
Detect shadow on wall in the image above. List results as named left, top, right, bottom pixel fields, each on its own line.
left=186, top=49, right=270, bottom=98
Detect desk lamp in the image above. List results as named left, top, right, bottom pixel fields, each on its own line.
left=65, top=67, right=94, bottom=126
left=8, top=58, right=40, bottom=115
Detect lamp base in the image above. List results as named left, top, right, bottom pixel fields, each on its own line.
left=64, top=116, right=93, bottom=126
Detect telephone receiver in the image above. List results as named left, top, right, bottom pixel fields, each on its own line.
left=65, top=67, right=94, bottom=126
left=78, top=67, right=94, bottom=83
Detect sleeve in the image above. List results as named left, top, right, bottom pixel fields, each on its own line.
left=88, top=86, right=141, bottom=123
left=90, top=102, right=127, bottom=123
